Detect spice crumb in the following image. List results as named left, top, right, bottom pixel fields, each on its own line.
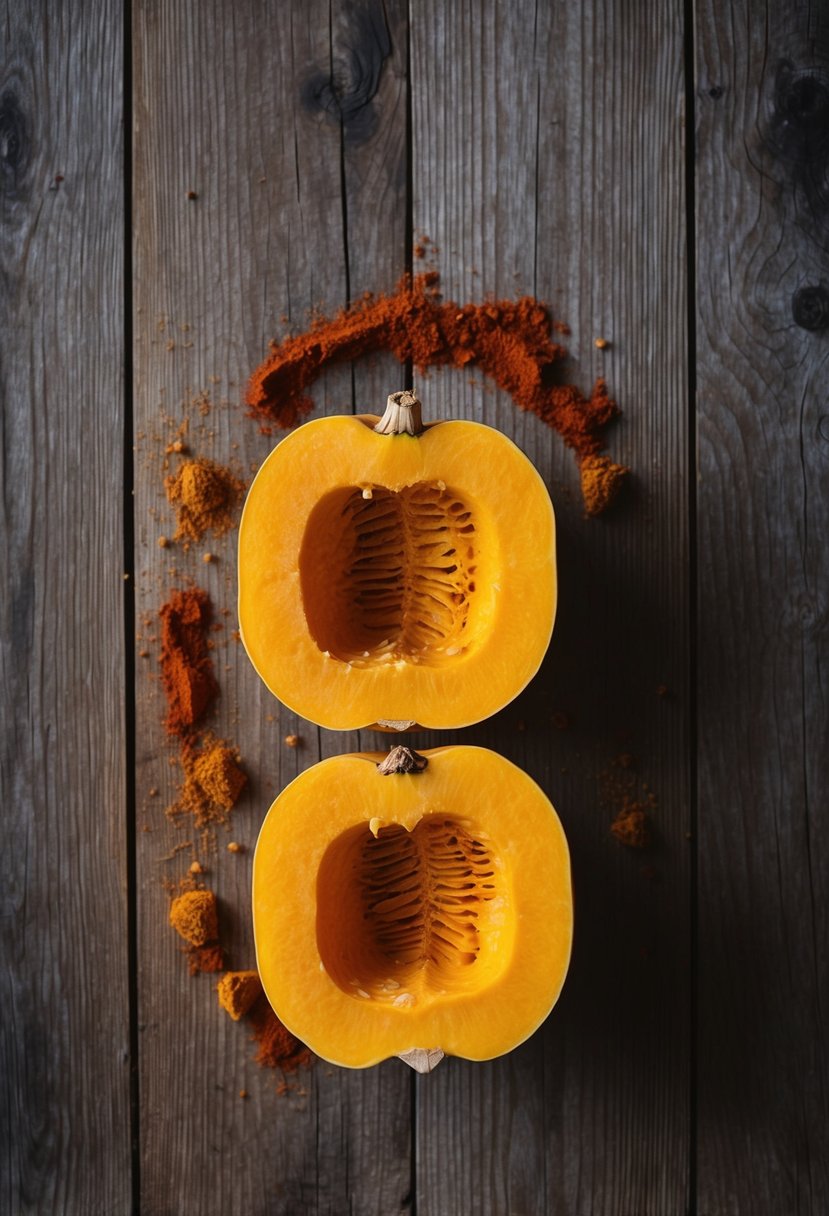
left=189, top=861, right=204, bottom=875
left=227, top=841, right=243, bottom=854
left=217, top=970, right=263, bottom=1021
left=594, top=337, right=610, bottom=350
left=580, top=454, right=629, bottom=517
left=284, top=734, right=299, bottom=749
left=157, top=536, right=169, bottom=549
left=610, top=806, right=651, bottom=849
left=187, top=190, right=198, bottom=200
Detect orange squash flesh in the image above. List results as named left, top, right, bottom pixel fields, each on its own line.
left=238, top=413, right=556, bottom=730
left=252, top=746, right=572, bottom=1068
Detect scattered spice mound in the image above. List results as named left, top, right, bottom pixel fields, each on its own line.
left=159, top=588, right=219, bottom=737
left=247, top=272, right=622, bottom=508
left=193, top=740, right=247, bottom=809
left=600, top=752, right=657, bottom=851
left=580, top=454, right=629, bottom=516
left=249, top=996, right=313, bottom=1074
left=169, top=888, right=218, bottom=946
left=165, top=457, right=246, bottom=544
left=168, top=736, right=247, bottom=828
left=218, top=971, right=263, bottom=1021
left=169, top=887, right=226, bottom=975
left=611, top=806, right=651, bottom=849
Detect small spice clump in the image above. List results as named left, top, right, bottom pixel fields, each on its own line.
left=169, top=888, right=218, bottom=946
left=159, top=588, right=219, bottom=737
left=218, top=971, right=263, bottom=1021
left=580, top=454, right=629, bottom=516
left=249, top=996, right=313, bottom=1073
left=169, top=887, right=225, bottom=974
left=165, top=457, right=245, bottom=544
left=611, top=805, right=651, bottom=849
left=247, top=272, right=623, bottom=511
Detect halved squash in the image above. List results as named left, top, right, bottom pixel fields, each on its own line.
left=238, top=392, right=556, bottom=730
left=252, top=745, right=572, bottom=1069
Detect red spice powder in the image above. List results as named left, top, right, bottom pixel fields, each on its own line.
left=187, top=943, right=225, bottom=976
left=248, top=996, right=313, bottom=1073
left=247, top=272, right=619, bottom=464
left=159, top=588, right=219, bottom=737
left=610, top=804, right=651, bottom=849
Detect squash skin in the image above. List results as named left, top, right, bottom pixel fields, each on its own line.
left=238, top=414, right=556, bottom=731
left=252, top=746, right=572, bottom=1068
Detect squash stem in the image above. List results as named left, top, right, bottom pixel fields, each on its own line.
left=376, top=745, right=428, bottom=775
left=374, top=390, right=424, bottom=436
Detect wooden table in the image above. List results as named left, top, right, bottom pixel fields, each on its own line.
left=2, top=2, right=827, bottom=1212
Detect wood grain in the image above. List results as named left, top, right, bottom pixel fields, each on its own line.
left=0, top=2, right=131, bottom=1213
left=412, top=2, right=691, bottom=1212
left=132, top=2, right=412, bottom=1212
left=694, top=2, right=829, bottom=1211
left=3, top=2, right=826, bottom=1211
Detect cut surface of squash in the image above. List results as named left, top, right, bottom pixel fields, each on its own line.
left=238, top=406, right=556, bottom=730
left=252, top=746, right=572, bottom=1068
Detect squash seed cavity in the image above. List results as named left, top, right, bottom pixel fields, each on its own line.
left=299, top=483, right=489, bottom=667
left=315, top=815, right=509, bottom=1004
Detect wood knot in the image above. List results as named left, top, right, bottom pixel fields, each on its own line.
left=299, top=5, right=392, bottom=145
left=791, top=285, right=829, bottom=331
left=767, top=61, right=829, bottom=163
left=0, top=90, right=30, bottom=199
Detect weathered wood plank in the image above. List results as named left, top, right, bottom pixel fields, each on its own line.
left=0, top=2, right=131, bottom=1213
left=695, top=3, right=829, bottom=1211
left=412, top=2, right=690, bottom=1212
left=133, top=2, right=412, bottom=1212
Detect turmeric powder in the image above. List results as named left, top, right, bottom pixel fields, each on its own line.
left=580, top=454, right=629, bottom=517
left=169, top=888, right=218, bottom=947
left=193, top=741, right=247, bottom=810
left=169, top=887, right=226, bottom=974
left=217, top=971, right=263, bottom=1021
left=165, top=457, right=245, bottom=544
left=168, top=737, right=247, bottom=827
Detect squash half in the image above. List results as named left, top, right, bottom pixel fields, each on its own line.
left=252, top=746, right=572, bottom=1068
left=238, top=396, right=556, bottom=730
